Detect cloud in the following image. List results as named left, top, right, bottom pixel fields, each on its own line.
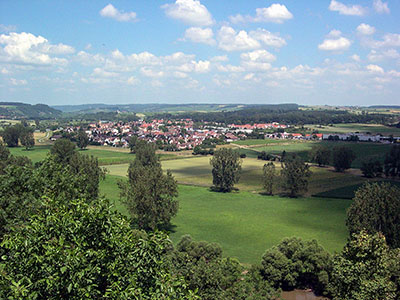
left=249, top=29, right=287, bottom=48
left=318, top=37, right=351, bottom=51
left=161, top=0, right=213, bottom=26
left=350, top=54, right=361, bottom=61
left=357, top=23, right=376, bottom=35
left=252, top=4, right=293, bottom=23
left=240, top=50, right=276, bottom=63
left=10, top=78, right=27, bottom=86
left=100, top=4, right=137, bottom=22
left=229, top=3, right=293, bottom=24
left=0, top=32, right=73, bottom=65
left=367, top=49, right=400, bottom=62
left=184, top=27, right=215, bottom=45
left=366, top=64, right=384, bottom=74
left=328, top=29, right=342, bottom=38
left=140, top=67, right=164, bottom=78
left=217, top=26, right=260, bottom=51
left=0, top=24, right=17, bottom=33
left=373, top=0, right=390, bottom=14
left=92, top=67, right=118, bottom=78
left=329, top=0, right=367, bottom=16
left=368, top=33, right=400, bottom=48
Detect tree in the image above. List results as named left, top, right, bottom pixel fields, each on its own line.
left=329, top=231, right=398, bottom=300
left=120, top=141, right=178, bottom=231
left=260, top=237, right=331, bottom=296
left=262, top=162, right=276, bottom=195
left=1, top=125, right=22, bottom=147
left=0, top=141, right=10, bottom=174
left=19, top=127, right=35, bottom=150
left=0, top=197, right=196, bottom=300
left=128, top=135, right=138, bottom=153
left=309, top=145, right=330, bottom=167
left=360, top=158, right=383, bottom=178
left=76, top=129, right=89, bottom=150
left=280, top=156, right=311, bottom=197
left=332, top=146, right=355, bottom=172
left=346, top=182, right=400, bottom=248
left=384, top=145, right=400, bottom=177
left=210, top=148, right=242, bottom=192
left=50, top=138, right=76, bottom=163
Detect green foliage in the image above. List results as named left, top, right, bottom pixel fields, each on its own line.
left=76, top=129, right=89, bottom=150
left=0, top=141, right=10, bottom=174
left=172, top=235, right=277, bottom=300
left=210, top=148, right=242, bottom=192
left=50, top=138, right=76, bottom=163
left=260, top=237, right=332, bottom=295
left=329, top=231, right=398, bottom=300
left=262, top=162, right=276, bottom=195
left=1, top=124, right=24, bottom=147
left=128, top=135, right=138, bottom=153
left=360, top=158, right=383, bottom=178
left=120, top=141, right=178, bottom=231
left=280, top=156, right=311, bottom=197
left=332, top=146, right=356, bottom=172
left=309, top=145, right=330, bottom=167
left=0, top=197, right=195, bottom=300
left=384, top=144, right=400, bottom=177
left=19, top=127, right=35, bottom=150
left=346, top=182, right=400, bottom=248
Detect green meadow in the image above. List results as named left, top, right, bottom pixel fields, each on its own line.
left=8, top=144, right=176, bottom=165
left=100, top=175, right=350, bottom=264
left=305, top=123, right=400, bottom=136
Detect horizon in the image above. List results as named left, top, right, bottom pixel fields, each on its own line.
left=1, top=0, right=399, bottom=106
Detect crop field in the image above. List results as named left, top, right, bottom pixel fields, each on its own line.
left=305, top=123, right=400, bottom=136
left=99, top=175, right=350, bottom=264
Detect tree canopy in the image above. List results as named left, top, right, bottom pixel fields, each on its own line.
left=280, top=156, right=311, bottom=197
left=332, top=146, right=356, bottom=172
left=346, top=182, right=400, bottom=248
left=210, top=148, right=242, bottom=192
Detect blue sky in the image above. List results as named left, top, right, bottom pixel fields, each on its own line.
left=0, top=0, right=399, bottom=106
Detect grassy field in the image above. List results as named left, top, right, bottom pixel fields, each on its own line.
left=106, top=156, right=368, bottom=195
left=8, top=144, right=177, bottom=165
left=305, top=123, right=400, bottom=136
left=99, top=175, right=350, bottom=264
left=249, top=140, right=392, bottom=168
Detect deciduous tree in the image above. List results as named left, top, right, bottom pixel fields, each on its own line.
left=309, top=145, right=330, bottom=167
left=262, top=162, right=276, bottom=195
left=20, top=127, right=35, bottom=150
left=120, top=141, right=178, bottom=231
left=332, top=146, right=355, bottom=172
left=280, top=156, right=311, bottom=197
left=76, top=128, right=89, bottom=150
left=346, top=182, right=400, bottom=248
left=210, top=148, right=242, bottom=192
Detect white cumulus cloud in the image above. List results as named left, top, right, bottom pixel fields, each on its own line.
left=229, top=3, right=293, bottom=24
left=366, top=64, right=384, bottom=74
left=240, top=50, right=276, bottom=63
left=217, top=26, right=260, bottom=52
left=329, top=0, right=367, bottom=16
left=357, top=23, right=376, bottom=35
left=0, top=32, right=73, bottom=65
left=184, top=27, right=215, bottom=45
left=318, top=37, right=351, bottom=51
left=249, top=29, right=287, bottom=48
left=161, top=0, right=213, bottom=26
left=100, top=4, right=137, bottom=22
left=373, top=0, right=390, bottom=14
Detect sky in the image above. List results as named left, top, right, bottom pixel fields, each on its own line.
left=0, top=0, right=399, bottom=106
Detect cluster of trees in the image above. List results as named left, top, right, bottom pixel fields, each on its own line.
left=0, top=123, right=35, bottom=149
left=309, top=144, right=356, bottom=172
left=152, top=106, right=393, bottom=126
left=0, top=102, right=61, bottom=119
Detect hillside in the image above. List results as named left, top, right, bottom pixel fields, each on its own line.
left=0, top=102, right=61, bottom=119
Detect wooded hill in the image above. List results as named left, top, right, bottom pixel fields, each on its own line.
left=0, top=102, right=61, bottom=119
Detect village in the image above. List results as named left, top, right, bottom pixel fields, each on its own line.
left=50, top=118, right=396, bottom=151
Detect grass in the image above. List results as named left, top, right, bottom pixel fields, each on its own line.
left=99, top=175, right=350, bottom=265
left=314, top=179, right=400, bottom=199
left=8, top=144, right=177, bottom=165
left=305, top=123, right=400, bottom=136
left=106, top=156, right=369, bottom=195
